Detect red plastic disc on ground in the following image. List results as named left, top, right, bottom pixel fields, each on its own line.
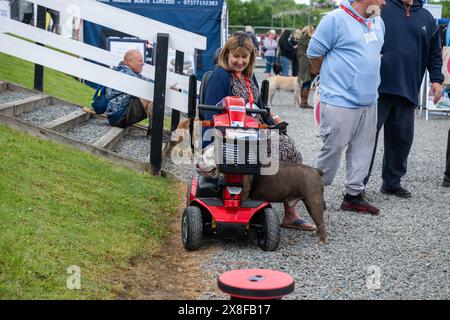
left=217, top=269, right=295, bottom=299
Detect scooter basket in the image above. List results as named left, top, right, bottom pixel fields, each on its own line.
left=214, top=127, right=268, bottom=175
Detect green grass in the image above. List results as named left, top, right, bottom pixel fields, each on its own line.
left=0, top=52, right=181, bottom=299
left=0, top=125, right=179, bottom=299
left=0, top=52, right=95, bottom=107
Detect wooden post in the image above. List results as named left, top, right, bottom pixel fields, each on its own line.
left=34, top=6, right=46, bottom=92
left=188, top=74, right=197, bottom=152
left=150, top=33, right=169, bottom=176
left=170, top=50, right=184, bottom=132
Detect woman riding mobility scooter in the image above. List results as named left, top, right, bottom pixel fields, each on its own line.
left=181, top=80, right=281, bottom=251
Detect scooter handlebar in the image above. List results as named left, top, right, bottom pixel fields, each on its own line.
left=198, top=104, right=268, bottom=116
left=246, top=108, right=268, bottom=115
left=198, top=104, right=225, bottom=112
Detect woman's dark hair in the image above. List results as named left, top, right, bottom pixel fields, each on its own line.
left=279, top=29, right=292, bottom=44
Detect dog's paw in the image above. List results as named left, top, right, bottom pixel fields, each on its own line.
left=318, top=233, right=330, bottom=245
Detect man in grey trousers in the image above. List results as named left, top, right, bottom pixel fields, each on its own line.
left=307, top=0, right=386, bottom=214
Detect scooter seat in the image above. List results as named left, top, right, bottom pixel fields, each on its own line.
left=197, top=175, right=221, bottom=198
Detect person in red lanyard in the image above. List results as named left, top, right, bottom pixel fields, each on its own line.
left=307, top=0, right=385, bottom=215
left=204, top=32, right=317, bottom=231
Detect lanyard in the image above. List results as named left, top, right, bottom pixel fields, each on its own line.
left=339, top=4, right=371, bottom=30
left=244, top=76, right=254, bottom=108
left=235, top=72, right=254, bottom=108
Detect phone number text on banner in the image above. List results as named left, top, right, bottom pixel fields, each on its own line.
left=98, top=0, right=221, bottom=8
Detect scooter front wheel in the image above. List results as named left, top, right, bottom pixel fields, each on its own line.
left=181, top=206, right=203, bottom=251
left=257, top=207, right=281, bottom=252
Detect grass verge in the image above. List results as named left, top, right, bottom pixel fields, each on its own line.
left=0, top=125, right=179, bottom=299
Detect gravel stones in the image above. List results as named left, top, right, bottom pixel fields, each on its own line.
left=0, top=90, right=36, bottom=105
left=17, top=104, right=80, bottom=125
left=112, top=127, right=151, bottom=162
left=64, top=117, right=112, bottom=144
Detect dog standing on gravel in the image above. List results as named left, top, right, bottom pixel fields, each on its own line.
left=243, top=161, right=329, bottom=244
left=267, top=76, right=301, bottom=107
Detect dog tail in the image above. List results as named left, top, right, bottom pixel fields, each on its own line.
left=314, top=168, right=324, bottom=177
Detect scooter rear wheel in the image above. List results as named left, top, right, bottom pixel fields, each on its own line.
left=257, top=207, right=281, bottom=251
left=181, top=206, right=203, bottom=250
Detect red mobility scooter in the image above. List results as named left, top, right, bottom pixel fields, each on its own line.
left=181, top=80, right=281, bottom=251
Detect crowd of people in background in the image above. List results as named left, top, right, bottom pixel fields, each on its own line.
left=253, top=25, right=316, bottom=79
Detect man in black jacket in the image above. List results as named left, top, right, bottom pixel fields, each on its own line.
left=365, top=0, right=444, bottom=198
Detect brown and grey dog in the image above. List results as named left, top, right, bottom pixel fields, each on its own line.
left=267, top=76, right=301, bottom=107
left=244, top=161, right=329, bottom=244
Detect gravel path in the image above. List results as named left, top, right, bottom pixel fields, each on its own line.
left=0, top=90, right=38, bottom=105
left=166, top=69, right=450, bottom=300
left=64, top=118, right=112, bottom=144
left=112, top=127, right=151, bottom=162
left=17, top=104, right=80, bottom=125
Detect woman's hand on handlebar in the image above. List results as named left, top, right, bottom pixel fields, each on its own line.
left=271, top=113, right=281, bottom=124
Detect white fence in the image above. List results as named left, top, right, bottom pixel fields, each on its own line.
left=0, top=0, right=205, bottom=174
left=0, top=0, right=206, bottom=113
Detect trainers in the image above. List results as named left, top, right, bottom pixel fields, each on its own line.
left=380, top=186, right=411, bottom=198
left=443, top=175, right=450, bottom=187
left=340, top=193, right=380, bottom=215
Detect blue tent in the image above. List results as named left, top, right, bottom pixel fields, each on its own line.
left=83, top=0, right=227, bottom=79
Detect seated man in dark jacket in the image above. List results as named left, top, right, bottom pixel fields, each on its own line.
left=105, top=50, right=153, bottom=128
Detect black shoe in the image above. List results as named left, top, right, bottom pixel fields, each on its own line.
left=340, top=193, right=380, bottom=215
left=380, top=186, right=411, bottom=198
left=300, top=103, right=313, bottom=109
left=443, top=175, right=450, bottom=187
